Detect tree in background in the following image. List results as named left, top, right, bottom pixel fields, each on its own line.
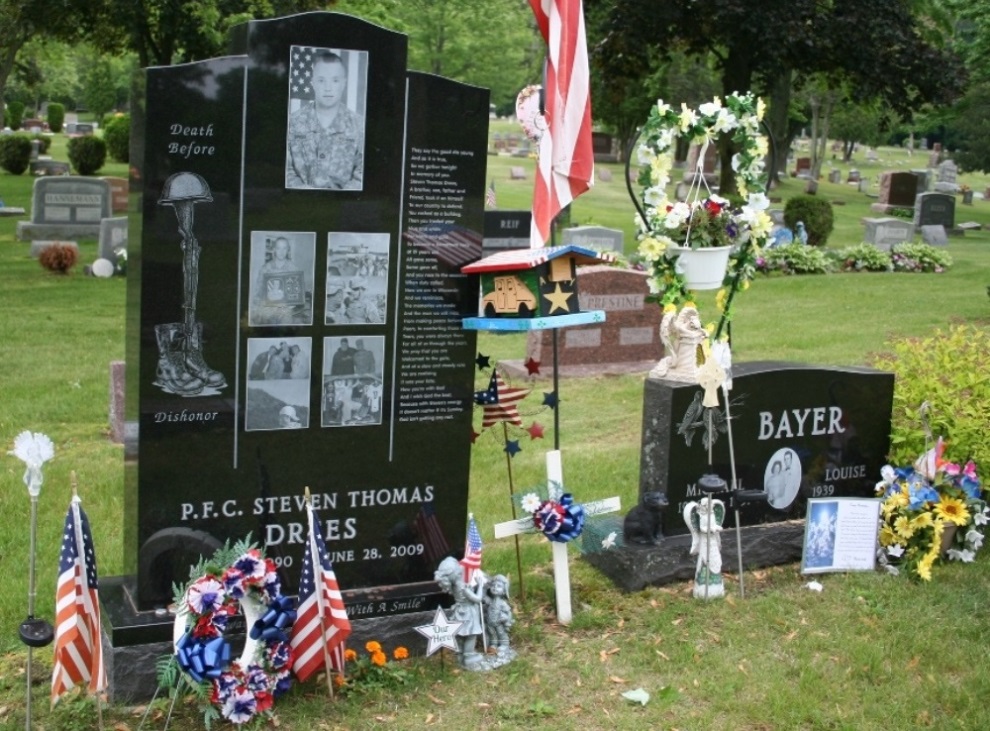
left=334, top=0, right=541, bottom=114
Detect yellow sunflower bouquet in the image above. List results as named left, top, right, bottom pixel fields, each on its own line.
left=876, top=439, right=987, bottom=581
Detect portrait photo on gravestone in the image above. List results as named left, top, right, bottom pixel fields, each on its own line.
left=326, top=231, right=389, bottom=324
left=322, top=335, right=385, bottom=428
left=245, top=336, right=313, bottom=430
left=248, top=231, right=315, bottom=326
left=285, top=45, right=368, bottom=191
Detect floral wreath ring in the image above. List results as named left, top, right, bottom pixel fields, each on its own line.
left=628, top=92, right=773, bottom=334
left=172, top=548, right=296, bottom=725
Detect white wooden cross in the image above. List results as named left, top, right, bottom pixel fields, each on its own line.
left=493, top=450, right=621, bottom=625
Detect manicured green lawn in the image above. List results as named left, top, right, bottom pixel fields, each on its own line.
left=1, top=130, right=988, bottom=730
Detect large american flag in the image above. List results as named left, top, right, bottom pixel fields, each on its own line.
left=289, top=45, right=323, bottom=102
left=459, top=513, right=483, bottom=582
left=51, top=496, right=106, bottom=704
left=415, top=502, right=452, bottom=564
left=528, top=0, right=594, bottom=248
left=290, top=504, right=351, bottom=682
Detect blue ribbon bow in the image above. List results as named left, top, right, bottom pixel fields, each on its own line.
left=250, top=595, right=297, bottom=643
left=534, top=493, right=586, bottom=543
left=176, top=632, right=231, bottom=683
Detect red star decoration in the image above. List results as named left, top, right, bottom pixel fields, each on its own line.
left=470, top=428, right=481, bottom=444
left=524, top=357, right=541, bottom=375
left=526, top=422, right=545, bottom=440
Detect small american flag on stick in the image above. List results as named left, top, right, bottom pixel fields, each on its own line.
left=460, top=513, right=484, bottom=582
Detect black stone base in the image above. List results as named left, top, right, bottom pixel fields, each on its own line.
left=101, top=575, right=449, bottom=702
left=582, top=520, right=806, bottom=592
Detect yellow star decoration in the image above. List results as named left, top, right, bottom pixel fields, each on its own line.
left=543, top=282, right=574, bottom=314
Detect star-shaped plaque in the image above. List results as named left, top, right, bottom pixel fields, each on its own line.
left=526, top=422, right=545, bottom=440
left=414, top=607, right=462, bottom=656
left=504, top=439, right=522, bottom=457
left=524, top=357, right=541, bottom=375
left=542, top=282, right=574, bottom=314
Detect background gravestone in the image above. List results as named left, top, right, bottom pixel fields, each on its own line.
left=935, top=159, right=959, bottom=192
left=862, top=217, right=914, bottom=250
left=914, top=191, right=956, bottom=231
left=112, top=12, right=487, bottom=700
left=482, top=210, right=531, bottom=255
left=16, top=176, right=111, bottom=241
left=513, top=265, right=660, bottom=377
left=561, top=225, right=623, bottom=254
left=98, top=216, right=128, bottom=262
left=871, top=171, right=917, bottom=213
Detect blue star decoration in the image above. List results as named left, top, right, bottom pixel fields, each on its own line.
left=542, top=391, right=558, bottom=409
left=504, top=440, right=522, bottom=457
left=475, top=352, right=491, bottom=371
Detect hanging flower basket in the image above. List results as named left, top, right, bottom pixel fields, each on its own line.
left=667, top=244, right=733, bottom=291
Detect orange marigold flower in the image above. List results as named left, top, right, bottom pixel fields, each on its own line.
left=393, top=646, right=409, bottom=660
left=371, top=650, right=387, bottom=667
left=333, top=674, right=346, bottom=688
left=365, top=640, right=382, bottom=653
left=344, top=648, right=357, bottom=662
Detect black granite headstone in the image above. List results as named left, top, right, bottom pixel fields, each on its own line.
left=125, top=13, right=487, bottom=625
left=639, top=362, right=894, bottom=537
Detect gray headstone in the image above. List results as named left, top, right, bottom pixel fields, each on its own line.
left=862, top=217, right=914, bottom=250
left=17, top=176, right=112, bottom=241
left=597, top=167, right=613, bottom=183
left=937, top=158, right=958, bottom=184
left=29, top=159, right=70, bottom=176
left=768, top=208, right=786, bottom=225
left=914, top=191, right=955, bottom=229
left=828, top=169, right=841, bottom=184
left=509, top=166, right=526, bottom=180
left=909, top=169, right=931, bottom=195
left=846, top=169, right=861, bottom=183
left=561, top=225, right=624, bottom=254
left=920, top=225, right=948, bottom=247
left=98, top=216, right=129, bottom=262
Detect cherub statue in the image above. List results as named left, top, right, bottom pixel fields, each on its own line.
left=434, top=557, right=487, bottom=670
left=651, top=305, right=707, bottom=383
left=683, top=497, right=726, bottom=600
left=483, top=574, right=516, bottom=665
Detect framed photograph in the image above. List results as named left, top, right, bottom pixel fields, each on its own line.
left=325, top=232, right=389, bottom=325
left=285, top=46, right=369, bottom=191
left=245, top=337, right=312, bottom=431
left=801, top=498, right=882, bottom=574
left=321, top=335, right=385, bottom=427
left=248, top=232, right=315, bottom=327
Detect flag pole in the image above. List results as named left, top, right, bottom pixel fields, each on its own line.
left=305, top=486, right=337, bottom=699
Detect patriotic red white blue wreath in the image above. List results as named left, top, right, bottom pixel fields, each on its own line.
left=172, top=547, right=296, bottom=725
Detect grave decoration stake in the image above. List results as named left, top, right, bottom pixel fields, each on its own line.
left=493, top=450, right=620, bottom=624
left=10, top=430, right=55, bottom=731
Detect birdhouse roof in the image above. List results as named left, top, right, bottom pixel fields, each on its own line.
left=460, top=244, right=612, bottom=274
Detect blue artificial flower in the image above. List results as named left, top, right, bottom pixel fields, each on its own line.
left=959, top=475, right=982, bottom=500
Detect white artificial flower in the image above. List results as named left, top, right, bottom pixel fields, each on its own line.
left=647, top=277, right=663, bottom=295
left=886, top=544, right=905, bottom=558
left=664, top=201, right=691, bottom=229
left=656, top=100, right=671, bottom=116
left=973, top=507, right=990, bottom=526
left=804, top=581, right=824, bottom=592
left=947, top=548, right=976, bottom=563
left=712, top=108, right=738, bottom=134
left=520, top=492, right=542, bottom=514
left=678, top=103, right=698, bottom=131
left=636, top=143, right=653, bottom=166
left=644, top=185, right=666, bottom=207
left=601, top=531, right=617, bottom=550
left=657, top=128, right=676, bottom=151
left=698, top=99, right=722, bottom=117
left=746, top=192, right=770, bottom=212
left=10, top=430, right=55, bottom=497
left=966, top=528, right=984, bottom=551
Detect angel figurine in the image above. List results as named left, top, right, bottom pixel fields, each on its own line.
left=651, top=305, right=707, bottom=383
left=683, top=496, right=726, bottom=600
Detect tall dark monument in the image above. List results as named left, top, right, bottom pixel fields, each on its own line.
left=110, top=12, right=488, bottom=698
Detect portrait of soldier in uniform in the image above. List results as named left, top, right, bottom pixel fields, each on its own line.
left=285, top=46, right=368, bottom=190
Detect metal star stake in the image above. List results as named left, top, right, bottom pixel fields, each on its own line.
left=414, top=606, right=462, bottom=656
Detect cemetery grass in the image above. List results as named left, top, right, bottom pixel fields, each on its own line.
left=1, top=141, right=990, bottom=728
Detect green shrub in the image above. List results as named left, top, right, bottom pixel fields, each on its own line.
left=0, top=135, right=33, bottom=175
left=758, top=244, right=834, bottom=274
left=834, top=243, right=893, bottom=272
left=6, top=100, right=25, bottom=130
left=871, top=325, right=990, bottom=469
left=67, top=135, right=107, bottom=175
left=102, top=113, right=130, bottom=163
left=890, top=242, right=953, bottom=272
left=783, top=194, right=835, bottom=247
left=47, top=102, right=65, bottom=133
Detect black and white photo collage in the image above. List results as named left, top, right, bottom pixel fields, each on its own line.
left=245, top=231, right=389, bottom=432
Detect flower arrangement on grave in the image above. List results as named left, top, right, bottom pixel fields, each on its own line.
left=159, top=538, right=295, bottom=727
left=876, top=440, right=987, bottom=581
left=519, top=485, right=586, bottom=543
left=632, top=92, right=773, bottom=332
left=335, top=640, right=411, bottom=693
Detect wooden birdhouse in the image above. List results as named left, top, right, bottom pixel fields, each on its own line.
left=461, top=244, right=611, bottom=320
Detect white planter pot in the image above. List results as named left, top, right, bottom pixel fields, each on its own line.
left=667, top=244, right=732, bottom=290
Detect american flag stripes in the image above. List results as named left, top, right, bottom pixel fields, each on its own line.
left=51, top=495, right=106, bottom=705
left=528, top=0, right=595, bottom=248
left=460, top=513, right=483, bottom=582
left=485, top=179, right=497, bottom=209
left=290, top=503, right=352, bottom=682
left=475, top=370, right=529, bottom=429
left=415, top=502, right=452, bottom=564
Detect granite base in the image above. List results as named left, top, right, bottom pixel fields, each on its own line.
left=17, top=222, right=102, bottom=242
left=582, top=519, right=806, bottom=592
